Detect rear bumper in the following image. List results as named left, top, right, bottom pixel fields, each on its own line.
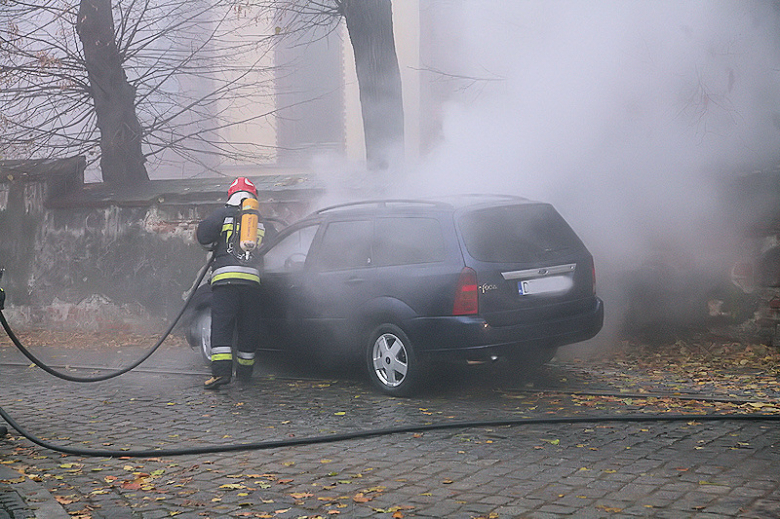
left=405, top=297, right=604, bottom=359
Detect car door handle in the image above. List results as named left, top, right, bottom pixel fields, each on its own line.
left=344, top=277, right=364, bottom=285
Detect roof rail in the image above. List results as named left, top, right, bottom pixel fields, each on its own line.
left=314, top=199, right=448, bottom=215
left=435, top=193, right=528, bottom=202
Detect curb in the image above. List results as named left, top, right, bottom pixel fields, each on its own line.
left=0, top=463, right=69, bottom=519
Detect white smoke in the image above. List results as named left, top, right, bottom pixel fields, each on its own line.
left=398, top=1, right=780, bottom=349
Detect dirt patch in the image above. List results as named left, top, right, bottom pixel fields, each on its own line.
left=605, top=337, right=780, bottom=371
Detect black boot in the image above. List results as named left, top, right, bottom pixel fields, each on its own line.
left=204, top=375, right=231, bottom=390
left=236, top=364, right=253, bottom=384
left=205, top=357, right=233, bottom=390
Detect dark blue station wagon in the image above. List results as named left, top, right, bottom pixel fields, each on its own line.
left=186, top=195, right=604, bottom=396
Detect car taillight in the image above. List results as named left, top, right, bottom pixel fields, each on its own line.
left=770, top=298, right=780, bottom=309
left=453, top=267, right=478, bottom=315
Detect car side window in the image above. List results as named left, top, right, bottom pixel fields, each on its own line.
left=316, top=220, right=373, bottom=271
left=262, top=224, right=319, bottom=273
left=374, top=217, right=446, bottom=266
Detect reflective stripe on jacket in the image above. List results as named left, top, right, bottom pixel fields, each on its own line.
left=210, top=265, right=261, bottom=286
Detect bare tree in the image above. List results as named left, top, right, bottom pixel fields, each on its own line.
left=1, top=0, right=279, bottom=183
left=0, top=0, right=405, bottom=183
left=77, top=0, right=147, bottom=183
left=264, top=0, right=405, bottom=171
left=343, top=0, right=404, bottom=170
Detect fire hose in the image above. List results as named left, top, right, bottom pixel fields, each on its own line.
left=1, top=405, right=779, bottom=458
left=1, top=263, right=780, bottom=457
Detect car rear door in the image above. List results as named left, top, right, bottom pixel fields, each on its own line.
left=372, top=215, right=461, bottom=317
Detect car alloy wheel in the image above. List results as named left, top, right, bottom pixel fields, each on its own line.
left=367, top=324, right=422, bottom=396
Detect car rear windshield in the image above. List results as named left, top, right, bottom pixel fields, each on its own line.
left=458, top=203, right=583, bottom=263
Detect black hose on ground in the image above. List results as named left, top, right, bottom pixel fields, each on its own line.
left=0, top=255, right=214, bottom=383
left=0, top=403, right=778, bottom=457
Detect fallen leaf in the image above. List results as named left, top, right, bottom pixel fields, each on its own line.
left=219, top=484, right=246, bottom=490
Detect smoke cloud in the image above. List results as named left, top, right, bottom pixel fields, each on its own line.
left=387, top=1, right=780, bottom=350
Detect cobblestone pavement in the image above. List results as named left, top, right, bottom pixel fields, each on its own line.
left=0, top=334, right=779, bottom=519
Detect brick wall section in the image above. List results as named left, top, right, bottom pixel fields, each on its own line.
left=0, top=158, right=323, bottom=330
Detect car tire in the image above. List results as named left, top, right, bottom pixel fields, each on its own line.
left=366, top=324, right=424, bottom=397
left=187, top=306, right=212, bottom=364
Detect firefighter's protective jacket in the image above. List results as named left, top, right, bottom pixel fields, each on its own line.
left=196, top=205, right=267, bottom=286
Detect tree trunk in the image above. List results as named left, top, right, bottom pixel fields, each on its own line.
left=77, top=0, right=148, bottom=184
left=342, top=0, right=404, bottom=171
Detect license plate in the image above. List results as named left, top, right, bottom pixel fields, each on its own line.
left=519, top=275, right=573, bottom=295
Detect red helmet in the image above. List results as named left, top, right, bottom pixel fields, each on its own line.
left=227, top=177, right=257, bottom=198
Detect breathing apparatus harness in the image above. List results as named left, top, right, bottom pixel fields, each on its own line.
left=236, top=196, right=261, bottom=261
left=223, top=198, right=261, bottom=261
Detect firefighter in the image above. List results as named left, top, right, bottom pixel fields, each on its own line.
left=197, top=177, right=268, bottom=389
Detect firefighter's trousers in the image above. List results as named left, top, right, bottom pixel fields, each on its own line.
left=209, top=283, right=261, bottom=378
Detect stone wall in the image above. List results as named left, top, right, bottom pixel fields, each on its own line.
left=0, top=158, right=323, bottom=331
